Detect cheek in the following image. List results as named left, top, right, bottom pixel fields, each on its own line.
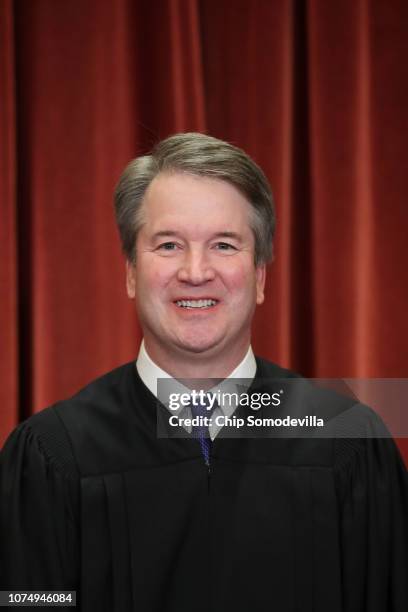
left=135, top=258, right=176, bottom=295
left=220, top=260, right=257, bottom=296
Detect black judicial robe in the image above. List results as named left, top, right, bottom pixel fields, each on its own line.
left=1, top=358, right=407, bottom=612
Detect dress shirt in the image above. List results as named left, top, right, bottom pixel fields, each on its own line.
left=136, top=340, right=256, bottom=440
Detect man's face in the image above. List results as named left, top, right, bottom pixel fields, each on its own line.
left=127, top=172, right=265, bottom=370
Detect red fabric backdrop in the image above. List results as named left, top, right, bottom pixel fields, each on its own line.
left=1, top=0, right=407, bottom=462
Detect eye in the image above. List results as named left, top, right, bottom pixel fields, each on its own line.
left=214, top=242, right=237, bottom=251
left=157, top=242, right=178, bottom=251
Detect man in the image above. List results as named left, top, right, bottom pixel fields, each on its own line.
left=1, top=133, right=407, bottom=611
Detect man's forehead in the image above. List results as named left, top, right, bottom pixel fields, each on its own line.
left=142, top=172, right=251, bottom=208
left=132, top=173, right=257, bottom=250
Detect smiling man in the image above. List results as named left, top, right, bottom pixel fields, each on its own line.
left=1, top=133, right=407, bottom=611
left=127, top=172, right=265, bottom=378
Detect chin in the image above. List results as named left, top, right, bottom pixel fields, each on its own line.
left=174, top=332, right=224, bottom=355
left=177, top=340, right=220, bottom=355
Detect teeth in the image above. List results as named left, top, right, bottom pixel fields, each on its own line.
left=176, top=299, right=217, bottom=308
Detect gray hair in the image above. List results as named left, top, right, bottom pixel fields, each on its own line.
left=114, top=132, right=275, bottom=265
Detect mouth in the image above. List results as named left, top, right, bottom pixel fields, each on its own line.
left=174, top=299, right=219, bottom=309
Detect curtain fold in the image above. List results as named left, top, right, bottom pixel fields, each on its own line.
left=0, top=0, right=18, bottom=438
left=1, top=0, right=407, bottom=462
left=307, top=0, right=374, bottom=377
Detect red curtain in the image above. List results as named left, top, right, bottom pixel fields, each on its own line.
left=1, top=0, right=407, bottom=462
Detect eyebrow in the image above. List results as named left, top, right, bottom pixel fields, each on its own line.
left=151, top=230, right=243, bottom=242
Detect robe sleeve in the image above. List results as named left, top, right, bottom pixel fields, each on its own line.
left=334, top=407, right=408, bottom=612
left=0, top=417, right=80, bottom=591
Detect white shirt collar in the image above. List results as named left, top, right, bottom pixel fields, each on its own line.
left=136, top=339, right=257, bottom=398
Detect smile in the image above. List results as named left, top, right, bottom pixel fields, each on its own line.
left=175, top=299, right=218, bottom=309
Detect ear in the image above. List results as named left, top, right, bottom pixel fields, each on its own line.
left=126, top=260, right=136, bottom=299
left=255, top=264, right=266, bottom=305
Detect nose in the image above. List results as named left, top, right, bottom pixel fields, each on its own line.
left=177, top=247, right=215, bottom=285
